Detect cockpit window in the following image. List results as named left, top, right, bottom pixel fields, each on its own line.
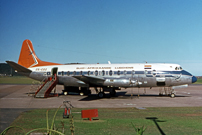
left=175, top=67, right=183, bottom=71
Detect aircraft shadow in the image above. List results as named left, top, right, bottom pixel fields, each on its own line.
left=26, top=90, right=189, bottom=99
left=79, top=92, right=188, bottom=101
left=79, top=92, right=128, bottom=101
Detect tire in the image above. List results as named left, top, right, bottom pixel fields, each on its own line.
left=98, top=92, right=105, bottom=98
left=170, top=93, right=175, bottom=98
left=64, top=92, right=68, bottom=95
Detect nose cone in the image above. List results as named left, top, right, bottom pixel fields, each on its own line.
left=192, top=76, right=197, bottom=83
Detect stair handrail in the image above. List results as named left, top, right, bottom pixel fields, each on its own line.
left=35, top=78, right=49, bottom=96
left=44, top=74, right=58, bottom=97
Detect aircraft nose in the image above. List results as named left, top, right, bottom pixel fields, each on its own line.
left=192, top=76, right=197, bottom=83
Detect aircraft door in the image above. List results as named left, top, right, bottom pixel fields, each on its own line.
left=51, top=67, right=58, bottom=76
left=156, top=77, right=166, bottom=86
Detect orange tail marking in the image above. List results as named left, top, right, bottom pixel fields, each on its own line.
left=18, top=39, right=62, bottom=68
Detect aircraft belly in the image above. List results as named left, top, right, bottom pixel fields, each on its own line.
left=29, top=72, right=47, bottom=81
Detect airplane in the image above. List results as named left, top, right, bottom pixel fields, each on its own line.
left=6, top=39, right=197, bottom=98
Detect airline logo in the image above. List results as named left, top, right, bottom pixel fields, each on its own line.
left=27, top=41, right=38, bottom=68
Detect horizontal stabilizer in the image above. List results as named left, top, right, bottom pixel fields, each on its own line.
left=6, top=61, right=32, bottom=73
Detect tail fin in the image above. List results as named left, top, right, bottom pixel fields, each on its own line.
left=18, top=39, right=61, bottom=68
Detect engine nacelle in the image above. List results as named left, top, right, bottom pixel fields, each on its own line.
left=104, top=79, right=137, bottom=87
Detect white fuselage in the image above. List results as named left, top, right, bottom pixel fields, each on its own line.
left=28, top=63, right=194, bottom=88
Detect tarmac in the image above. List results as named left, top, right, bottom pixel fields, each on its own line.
left=0, top=84, right=202, bottom=132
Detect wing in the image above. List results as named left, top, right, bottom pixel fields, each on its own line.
left=72, top=75, right=105, bottom=86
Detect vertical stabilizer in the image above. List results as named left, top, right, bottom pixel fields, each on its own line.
left=18, top=39, right=61, bottom=68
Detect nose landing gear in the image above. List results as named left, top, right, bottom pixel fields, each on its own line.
left=159, top=87, right=176, bottom=98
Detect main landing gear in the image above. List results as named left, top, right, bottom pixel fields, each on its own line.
left=170, top=93, right=175, bottom=98
left=95, top=87, right=105, bottom=98
left=98, top=92, right=105, bottom=98
left=170, top=89, right=176, bottom=98
left=63, top=86, right=91, bottom=96
left=95, top=87, right=117, bottom=98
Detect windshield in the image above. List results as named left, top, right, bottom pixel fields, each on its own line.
left=175, top=66, right=183, bottom=71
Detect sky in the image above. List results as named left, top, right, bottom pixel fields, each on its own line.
left=0, top=0, right=202, bottom=75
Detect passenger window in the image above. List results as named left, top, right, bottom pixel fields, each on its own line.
left=102, top=70, right=105, bottom=76
left=109, top=70, right=113, bottom=76
left=95, top=70, right=98, bottom=76
left=124, top=70, right=127, bottom=75
left=117, top=70, right=120, bottom=75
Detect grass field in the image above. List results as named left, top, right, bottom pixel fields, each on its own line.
left=0, top=76, right=39, bottom=84
left=4, top=107, right=202, bottom=135
left=195, top=78, right=202, bottom=84
left=0, top=76, right=202, bottom=84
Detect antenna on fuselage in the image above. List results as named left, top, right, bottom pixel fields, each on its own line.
left=108, top=61, right=111, bottom=64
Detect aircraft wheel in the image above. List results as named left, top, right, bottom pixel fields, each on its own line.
left=98, top=92, right=105, bottom=98
left=64, top=92, right=68, bottom=95
left=170, top=93, right=175, bottom=98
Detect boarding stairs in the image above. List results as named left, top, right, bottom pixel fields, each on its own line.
left=35, top=74, right=58, bottom=98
